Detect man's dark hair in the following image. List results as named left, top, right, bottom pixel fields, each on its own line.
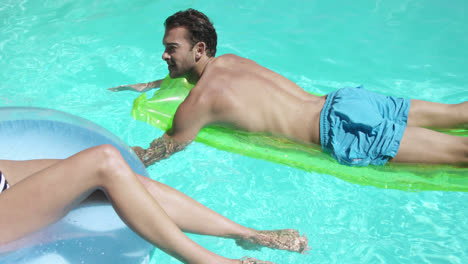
left=165, top=8, right=217, bottom=57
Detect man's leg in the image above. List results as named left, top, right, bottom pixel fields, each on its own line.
left=391, top=126, right=468, bottom=165
left=407, top=99, right=468, bottom=128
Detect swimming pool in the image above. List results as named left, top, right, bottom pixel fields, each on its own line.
left=1, top=0, right=467, bottom=263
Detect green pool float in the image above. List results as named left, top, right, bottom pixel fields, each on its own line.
left=132, top=76, right=468, bottom=192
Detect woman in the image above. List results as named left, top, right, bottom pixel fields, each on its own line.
left=0, top=144, right=308, bottom=264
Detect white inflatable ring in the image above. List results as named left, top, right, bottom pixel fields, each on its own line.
left=0, top=107, right=152, bottom=264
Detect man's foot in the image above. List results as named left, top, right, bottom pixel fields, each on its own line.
left=236, top=229, right=309, bottom=254
left=240, top=256, right=275, bottom=264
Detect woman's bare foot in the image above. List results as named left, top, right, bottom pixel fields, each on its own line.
left=236, top=228, right=309, bottom=254
left=240, top=256, right=275, bottom=264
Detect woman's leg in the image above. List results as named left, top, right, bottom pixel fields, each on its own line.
left=0, top=145, right=240, bottom=264
left=0, top=159, right=62, bottom=186
left=2, top=157, right=308, bottom=253
left=137, top=175, right=308, bottom=253
left=407, top=99, right=468, bottom=128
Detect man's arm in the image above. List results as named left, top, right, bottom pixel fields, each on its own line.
left=132, top=89, right=211, bottom=167
left=108, top=79, right=164, bottom=92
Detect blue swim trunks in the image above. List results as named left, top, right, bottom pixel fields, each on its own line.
left=320, top=86, right=410, bottom=166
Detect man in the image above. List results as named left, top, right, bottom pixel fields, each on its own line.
left=109, top=9, right=468, bottom=167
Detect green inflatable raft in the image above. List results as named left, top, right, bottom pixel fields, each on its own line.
left=132, top=76, right=468, bottom=192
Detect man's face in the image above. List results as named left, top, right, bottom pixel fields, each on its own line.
left=162, top=27, right=196, bottom=78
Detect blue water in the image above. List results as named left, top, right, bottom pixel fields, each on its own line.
left=1, top=0, right=467, bottom=263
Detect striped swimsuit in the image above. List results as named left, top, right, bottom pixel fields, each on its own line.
left=0, top=170, right=9, bottom=193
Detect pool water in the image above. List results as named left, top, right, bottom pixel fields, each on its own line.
left=1, top=0, right=467, bottom=263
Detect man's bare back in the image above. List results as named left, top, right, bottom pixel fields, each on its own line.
left=180, top=54, right=326, bottom=145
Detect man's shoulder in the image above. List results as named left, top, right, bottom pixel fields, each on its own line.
left=212, top=53, right=247, bottom=65
left=196, top=53, right=252, bottom=90
left=217, top=53, right=239, bottom=59
left=204, top=54, right=249, bottom=77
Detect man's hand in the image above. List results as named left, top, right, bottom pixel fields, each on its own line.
left=108, top=83, right=150, bottom=92
left=131, top=144, right=167, bottom=167
left=108, top=79, right=163, bottom=93
left=131, top=138, right=190, bottom=167
left=132, top=146, right=159, bottom=167
left=131, top=146, right=146, bottom=160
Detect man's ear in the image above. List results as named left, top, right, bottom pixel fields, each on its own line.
left=194, top=42, right=206, bottom=60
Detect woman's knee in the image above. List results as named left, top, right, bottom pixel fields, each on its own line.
left=84, top=145, right=131, bottom=182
